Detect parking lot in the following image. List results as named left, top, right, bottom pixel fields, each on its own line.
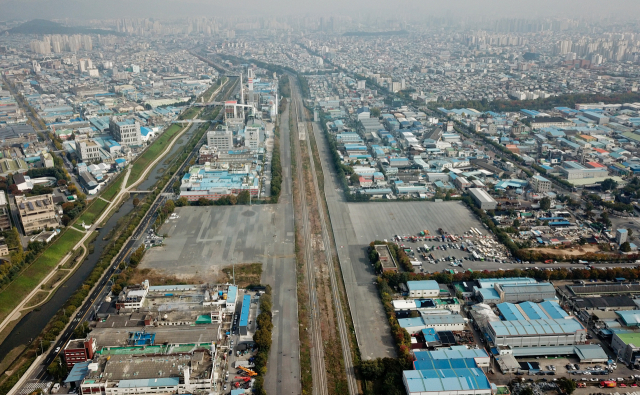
left=335, top=201, right=491, bottom=360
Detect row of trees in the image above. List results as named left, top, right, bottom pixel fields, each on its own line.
left=252, top=286, right=273, bottom=395
left=270, top=119, right=283, bottom=203
left=382, top=263, right=640, bottom=288
left=358, top=276, right=414, bottom=395
left=153, top=200, right=176, bottom=230
left=429, top=92, right=640, bottom=114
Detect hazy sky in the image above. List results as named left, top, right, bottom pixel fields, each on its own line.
left=1, top=0, right=639, bottom=22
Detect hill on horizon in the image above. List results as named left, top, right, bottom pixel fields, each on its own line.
left=5, top=19, right=124, bottom=36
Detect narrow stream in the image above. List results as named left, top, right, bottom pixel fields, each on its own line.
left=0, top=123, right=200, bottom=358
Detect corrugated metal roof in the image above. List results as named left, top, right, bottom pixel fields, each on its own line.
left=408, top=280, right=439, bottom=291
left=490, top=317, right=584, bottom=336
left=497, top=303, right=526, bottom=321
left=539, top=300, right=568, bottom=319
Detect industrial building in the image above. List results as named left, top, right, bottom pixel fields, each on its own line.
left=407, top=280, right=440, bottom=298
left=179, top=165, right=259, bottom=201
left=15, top=194, right=58, bottom=233
left=485, top=301, right=586, bottom=348
left=402, top=346, right=492, bottom=395
left=110, top=117, right=142, bottom=146
left=62, top=280, right=262, bottom=393
left=495, top=282, right=556, bottom=303
left=375, top=244, right=398, bottom=272
left=399, top=312, right=467, bottom=333
left=568, top=283, right=640, bottom=296
left=393, top=298, right=461, bottom=313
left=468, top=188, right=497, bottom=210
left=79, top=350, right=215, bottom=395
left=569, top=296, right=638, bottom=311
left=559, top=161, right=609, bottom=180
left=207, top=128, right=233, bottom=151
left=473, top=277, right=543, bottom=303
left=611, top=331, right=640, bottom=367
left=531, top=175, right=552, bottom=193
left=78, top=140, right=101, bottom=162
left=616, top=310, right=640, bottom=327
left=239, top=294, right=251, bottom=336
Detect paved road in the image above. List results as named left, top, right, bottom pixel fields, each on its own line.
left=261, top=101, right=301, bottom=395
left=310, top=121, right=397, bottom=360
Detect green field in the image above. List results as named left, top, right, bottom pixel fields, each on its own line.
left=0, top=229, right=84, bottom=321
left=101, top=175, right=123, bottom=201
left=126, top=124, right=186, bottom=187
left=178, top=107, right=200, bottom=120
left=77, top=198, right=109, bottom=226
left=202, top=77, right=227, bottom=102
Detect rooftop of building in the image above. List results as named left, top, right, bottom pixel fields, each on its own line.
left=404, top=347, right=491, bottom=393
left=407, top=280, right=440, bottom=291
left=616, top=310, right=640, bottom=326
left=616, top=332, right=640, bottom=346
left=490, top=317, right=584, bottom=336
left=85, top=351, right=211, bottom=383
left=477, top=277, right=537, bottom=288
left=399, top=314, right=466, bottom=328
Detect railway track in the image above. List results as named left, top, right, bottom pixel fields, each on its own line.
left=289, top=76, right=358, bottom=395
left=290, top=84, right=329, bottom=395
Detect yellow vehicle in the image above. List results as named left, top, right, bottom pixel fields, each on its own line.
left=238, top=366, right=257, bottom=377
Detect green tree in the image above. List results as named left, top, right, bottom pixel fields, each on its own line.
left=558, top=377, right=577, bottom=394
left=370, top=107, right=381, bottom=118
left=175, top=197, right=189, bottom=207
left=601, top=178, right=618, bottom=192
left=350, top=173, right=360, bottom=185
left=539, top=197, right=551, bottom=210
left=47, top=357, right=68, bottom=380
left=513, top=219, right=520, bottom=228
left=237, top=190, right=250, bottom=205
left=359, top=359, right=383, bottom=381
left=628, top=228, right=634, bottom=238
left=621, top=242, right=632, bottom=252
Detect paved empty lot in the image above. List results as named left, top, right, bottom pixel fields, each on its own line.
left=141, top=204, right=287, bottom=279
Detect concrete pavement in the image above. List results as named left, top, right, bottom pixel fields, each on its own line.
left=262, top=102, right=301, bottom=395
left=310, top=121, right=397, bottom=360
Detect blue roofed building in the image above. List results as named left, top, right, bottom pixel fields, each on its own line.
left=65, top=361, right=92, bottom=387
left=179, top=165, right=259, bottom=201
left=407, top=281, right=441, bottom=298
left=239, top=294, right=251, bottom=335
left=487, top=313, right=586, bottom=348
left=403, top=346, right=492, bottom=395
left=616, top=310, right=640, bottom=327
left=399, top=314, right=467, bottom=333
left=473, top=278, right=555, bottom=303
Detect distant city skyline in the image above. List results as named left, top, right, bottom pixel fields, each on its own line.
left=1, top=0, right=640, bottom=21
